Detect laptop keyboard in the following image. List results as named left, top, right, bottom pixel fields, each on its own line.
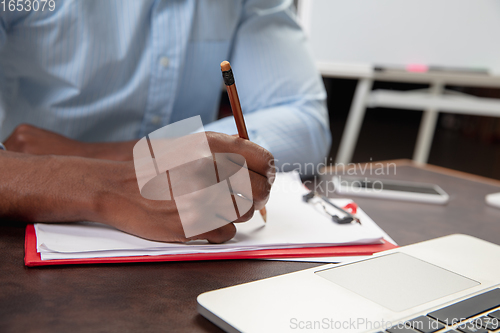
left=381, top=289, right=500, bottom=333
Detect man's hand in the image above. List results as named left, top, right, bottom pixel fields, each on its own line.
left=0, top=131, right=274, bottom=243
left=102, top=132, right=274, bottom=243
left=4, top=124, right=136, bottom=161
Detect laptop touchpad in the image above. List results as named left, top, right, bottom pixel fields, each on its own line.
left=316, top=253, right=479, bottom=312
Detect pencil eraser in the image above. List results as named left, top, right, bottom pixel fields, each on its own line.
left=406, top=64, right=428, bottom=73
left=220, top=61, right=231, bottom=72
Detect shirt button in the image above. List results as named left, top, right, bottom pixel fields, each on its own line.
left=151, top=116, right=161, bottom=125
left=159, top=57, right=170, bottom=68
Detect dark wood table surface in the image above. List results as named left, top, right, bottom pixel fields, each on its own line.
left=1, top=160, right=500, bottom=333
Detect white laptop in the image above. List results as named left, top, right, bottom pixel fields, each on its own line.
left=198, top=234, right=500, bottom=332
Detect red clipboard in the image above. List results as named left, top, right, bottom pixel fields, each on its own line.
left=24, top=224, right=398, bottom=267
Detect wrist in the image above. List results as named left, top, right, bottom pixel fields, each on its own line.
left=37, top=157, right=138, bottom=228
left=86, top=160, right=138, bottom=228
left=34, top=157, right=135, bottom=225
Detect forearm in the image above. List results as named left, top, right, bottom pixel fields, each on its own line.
left=0, top=149, right=173, bottom=240
left=3, top=124, right=137, bottom=161
left=0, top=151, right=104, bottom=223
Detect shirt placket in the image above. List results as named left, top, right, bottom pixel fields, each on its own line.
left=140, top=0, right=194, bottom=138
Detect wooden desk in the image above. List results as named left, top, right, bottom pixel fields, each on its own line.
left=1, top=160, right=500, bottom=333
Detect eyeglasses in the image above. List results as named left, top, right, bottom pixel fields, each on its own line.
left=302, top=191, right=361, bottom=225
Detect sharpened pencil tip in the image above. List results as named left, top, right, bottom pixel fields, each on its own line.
left=220, top=61, right=231, bottom=72
left=260, top=207, right=267, bottom=223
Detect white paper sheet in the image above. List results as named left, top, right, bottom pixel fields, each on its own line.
left=35, top=172, right=387, bottom=260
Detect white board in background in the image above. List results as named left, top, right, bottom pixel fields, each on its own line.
left=299, top=0, right=500, bottom=76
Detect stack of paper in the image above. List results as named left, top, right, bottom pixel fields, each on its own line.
left=34, top=172, right=393, bottom=261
